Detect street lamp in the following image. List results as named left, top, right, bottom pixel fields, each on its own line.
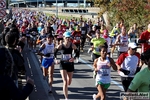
left=37, top=0, right=38, bottom=8
left=84, top=0, right=86, bottom=8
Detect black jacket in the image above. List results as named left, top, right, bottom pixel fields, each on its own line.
left=0, top=75, right=33, bottom=100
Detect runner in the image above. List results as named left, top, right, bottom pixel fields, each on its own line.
left=116, top=42, right=141, bottom=92
left=90, top=30, right=107, bottom=62
left=71, top=25, right=81, bottom=63
left=54, top=31, right=78, bottom=100
left=102, top=29, right=112, bottom=57
left=115, top=26, right=128, bottom=57
left=138, top=23, right=150, bottom=53
left=127, top=49, right=150, bottom=94
left=92, top=46, right=117, bottom=100
left=37, top=34, right=55, bottom=93
left=56, top=25, right=65, bottom=45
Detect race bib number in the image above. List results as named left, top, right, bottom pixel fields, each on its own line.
left=81, top=31, right=85, bottom=34
left=62, top=54, right=71, bottom=60
left=76, top=37, right=80, bottom=40
left=122, top=41, right=128, bottom=46
left=100, top=69, right=109, bottom=76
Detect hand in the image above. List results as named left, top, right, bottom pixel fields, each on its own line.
left=27, top=77, right=34, bottom=85
left=69, top=58, right=74, bottom=62
left=107, top=63, right=111, bottom=67
left=94, top=68, right=98, bottom=72
left=15, top=46, right=22, bottom=52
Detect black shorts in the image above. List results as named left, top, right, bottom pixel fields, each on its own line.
left=121, top=77, right=134, bottom=92
left=60, top=61, right=74, bottom=72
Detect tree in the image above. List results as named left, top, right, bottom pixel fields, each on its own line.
left=95, top=0, right=150, bottom=30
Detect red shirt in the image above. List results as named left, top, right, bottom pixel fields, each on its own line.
left=21, top=26, right=26, bottom=33
left=72, top=31, right=81, bottom=44
left=139, top=30, right=150, bottom=53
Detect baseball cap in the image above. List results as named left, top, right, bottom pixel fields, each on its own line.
left=63, top=31, right=71, bottom=37
left=128, top=42, right=137, bottom=49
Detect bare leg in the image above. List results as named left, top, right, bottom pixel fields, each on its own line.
left=96, top=85, right=107, bottom=100
left=48, top=63, right=54, bottom=90
left=67, top=72, right=73, bottom=85
left=60, top=70, right=68, bottom=99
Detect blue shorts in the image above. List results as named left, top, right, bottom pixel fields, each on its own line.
left=42, top=58, right=54, bottom=68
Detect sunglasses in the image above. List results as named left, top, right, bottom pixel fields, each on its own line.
left=66, top=37, right=70, bottom=39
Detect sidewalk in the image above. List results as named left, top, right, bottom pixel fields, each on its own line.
left=22, top=46, right=56, bottom=100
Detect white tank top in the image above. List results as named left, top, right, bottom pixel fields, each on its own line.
left=96, top=57, right=111, bottom=84
left=42, top=42, right=54, bottom=59
left=118, top=34, right=128, bottom=52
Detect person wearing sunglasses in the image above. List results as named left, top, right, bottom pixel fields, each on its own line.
left=116, top=42, right=142, bottom=92
left=54, top=31, right=78, bottom=100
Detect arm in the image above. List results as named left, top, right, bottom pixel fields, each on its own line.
left=72, top=43, right=79, bottom=59
left=8, top=76, right=34, bottom=100
left=37, top=43, right=45, bottom=56
left=87, top=31, right=92, bottom=39
left=93, top=58, right=98, bottom=71
left=109, top=57, right=117, bottom=71
left=138, top=32, right=147, bottom=43
left=115, top=35, right=121, bottom=46
left=54, top=43, right=62, bottom=58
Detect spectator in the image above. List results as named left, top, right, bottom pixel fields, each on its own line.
left=0, top=46, right=34, bottom=100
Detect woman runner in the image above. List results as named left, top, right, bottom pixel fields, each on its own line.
left=93, top=46, right=117, bottom=100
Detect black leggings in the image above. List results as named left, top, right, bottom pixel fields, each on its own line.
left=74, top=43, right=80, bottom=58
left=80, top=37, right=86, bottom=49
left=121, top=77, right=134, bottom=92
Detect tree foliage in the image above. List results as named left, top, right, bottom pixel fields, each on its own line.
left=95, top=0, right=150, bottom=29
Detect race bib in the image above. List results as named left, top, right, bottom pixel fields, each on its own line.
left=130, top=38, right=136, bottom=42
left=81, top=31, right=85, bottom=34
left=32, top=31, right=36, bottom=35
left=92, top=34, right=96, bottom=38
left=100, top=69, right=109, bottom=76
left=95, top=47, right=99, bottom=52
left=62, top=54, right=71, bottom=60
left=76, top=37, right=80, bottom=40
left=122, top=41, right=128, bottom=46
left=58, top=34, right=63, bottom=38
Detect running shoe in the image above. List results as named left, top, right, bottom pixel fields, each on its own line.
left=76, top=58, right=79, bottom=63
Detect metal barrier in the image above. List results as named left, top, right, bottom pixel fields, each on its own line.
left=62, top=9, right=88, bottom=13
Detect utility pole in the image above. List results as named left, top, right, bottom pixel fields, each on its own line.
left=84, top=0, right=86, bottom=8
left=37, top=0, right=39, bottom=8
left=56, top=0, right=58, bottom=17
left=78, top=0, right=80, bottom=8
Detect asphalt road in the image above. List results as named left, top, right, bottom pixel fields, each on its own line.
left=22, top=42, right=131, bottom=100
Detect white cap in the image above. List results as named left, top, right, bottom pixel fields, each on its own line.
left=128, top=42, right=137, bottom=49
